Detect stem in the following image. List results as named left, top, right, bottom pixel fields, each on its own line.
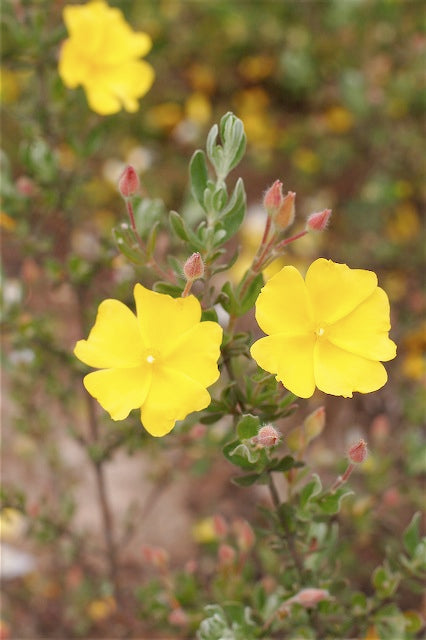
left=125, top=198, right=175, bottom=282
left=267, top=472, right=304, bottom=576
left=223, top=357, right=246, bottom=413
left=85, top=392, right=122, bottom=603
left=182, top=280, right=193, bottom=297
left=330, top=463, right=355, bottom=493
left=276, top=229, right=308, bottom=250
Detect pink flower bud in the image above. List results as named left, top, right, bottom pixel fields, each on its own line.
left=306, top=208, right=332, bottom=231
left=291, top=588, right=330, bottom=608
left=213, top=514, right=228, bottom=538
left=15, top=176, right=36, bottom=197
left=183, top=252, right=204, bottom=281
left=188, top=423, right=207, bottom=440
left=348, top=439, right=368, bottom=464
left=252, top=424, right=280, bottom=447
left=218, top=543, right=236, bottom=566
left=141, top=545, right=169, bottom=568
left=168, top=608, right=188, bottom=627
left=263, top=180, right=283, bottom=213
left=275, top=191, right=296, bottom=230
left=118, top=165, right=140, bottom=198
left=233, top=518, right=255, bottom=552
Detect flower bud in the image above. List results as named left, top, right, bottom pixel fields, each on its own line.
left=213, top=514, right=228, bottom=538
left=233, top=518, right=255, bottom=552
left=275, top=191, right=296, bottom=230
left=263, top=180, right=283, bottom=213
left=183, top=252, right=204, bottom=282
left=252, top=424, right=280, bottom=447
left=306, top=208, right=332, bottom=232
left=290, top=588, right=330, bottom=608
left=141, top=544, right=169, bottom=568
left=168, top=608, right=188, bottom=627
left=118, top=165, right=140, bottom=198
left=348, top=439, right=368, bottom=464
left=218, top=543, right=236, bottom=566
left=303, top=406, right=325, bottom=441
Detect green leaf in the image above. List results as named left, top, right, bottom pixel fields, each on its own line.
left=269, top=456, right=303, bottom=472
left=219, top=281, right=238, bottom=315
left=189, top=149, right=208, bottom=208
left=374, top=603, right=406, bottom=640
left=169, top=210, right=189, bottom=241
left=237, top=414, right=260, bottom=440
left=229, top=443, right=259, bottom=464
left=220, top=177, right=246, bottom=242
left=206, top=123, right=219, bottom=168
left=232, top=473, right=262, bottom=487
left=145, top=221, right=159, bottom=259
left=372, top=565, right=401, bottom=598
left=219, top=112, right=247, bottom=173
left=403, top=511, right=421, bottom=557
left=201, top=308, right=219, bottom=322
left=112, top=225, right=145, bottom=265
left=223, top=440, right=257, bottom=470
left=238, top=272, right=264, bottom=316
left=153, top=282, right=183, bottom=297
left=318, top=488, right=354, bottom=515
left=299, top=474, right=322, bottom=508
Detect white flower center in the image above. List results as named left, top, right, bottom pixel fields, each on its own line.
left=146, top=354, right=155, bottom=364
left=316, top=327, right=325, bottom=337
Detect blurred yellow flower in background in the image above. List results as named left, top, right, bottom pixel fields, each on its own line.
left=251, top=258, right=396, bottom=398
left=59, top=0, right=154, bottom=115
left=74, top=285, right=223, bottom=436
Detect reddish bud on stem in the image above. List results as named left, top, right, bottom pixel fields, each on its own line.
left=263, top=180, right=283, bottom=212
left=118, top=165, right=140, bottom=198
left=252, top=424, right=280, bottom=447
left=183, top=252, right=204, bottom=281
left=306, top=208, right=332, bottom=231
left=348, top=439, right=368, bottom=464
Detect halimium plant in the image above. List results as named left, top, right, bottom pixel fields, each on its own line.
left=72, top=112, right=423, bottom=640
left=2, top=2, right=424, bottom=638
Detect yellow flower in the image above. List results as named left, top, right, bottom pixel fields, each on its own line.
left=59, top=1, right=154, bottom=115
left=250, top=258, right=396, bottom=398
left=74, top=285, right=222, bottom=436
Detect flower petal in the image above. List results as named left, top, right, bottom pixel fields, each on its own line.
left=83, top=365, right=152, bottom=421
left=74, top=299, right=145, bottom=368
left=140, top=366, right=211, bottom=437
left=84, top=82, right=122, bottom=115
left=306, top=258, right=378, bottom=325
left=314, top=339, right=388, bottom=397
left=165, top=321, right=223, bottom=387
left=326, top=288, right=397, bottom=361
left=86, top=61, right=154, bottom=114
left=134, top=284, right=201, bottom=352
left=255, top=266, right=314, bottom=336
left=250, top=334, right=316, bottom=398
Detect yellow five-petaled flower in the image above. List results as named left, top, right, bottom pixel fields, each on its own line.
left=250, top=258, right=396, bottom=398
left=74, top=285, right=223, bottom=436
left=59, top=0, right=155, bottom=115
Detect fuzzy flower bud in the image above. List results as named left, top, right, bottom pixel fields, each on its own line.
left=118, top=165, right=140, bottom=198
left=275, top=191, right=296, bottom=230
left=252, top=424, right=280, bottom=447
left=213, top=514, right=228, bottom=538
left=303, top=406, right=326, bottom=441
left=218, top=543, right=236, bottom=566
left=290, top=588, right=330, bottom=608
left=263, top=179, right=283, bottom=213
left=183, top=252, right=204, bottom=282
left=168, top=608, right=189, bottom=627
left=348, top=439, right=368, bottom=464
left=141, top=545, right=169, bottom=568
left=233, top=518, right=255, bottom=552
left=306, top=208, right=332, bottom=232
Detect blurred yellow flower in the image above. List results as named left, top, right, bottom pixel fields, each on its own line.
left=386, top=202, right=420, bottom=243
left=185, top=92, right=212, bottom=125
left=74, top=285, right=222, bottom=436
left=251, top=258, right=396, bottom=398
left=324, top=106, right=354, bottom=133
left=192, top=517, right=217, bottom=543
left=59, top=0, right=154, bottom=115
left=87, top=596, right=116, bottom=621
left=292, top=148, right=320, bottom=174
left=0, top=508, right=26, bottom=540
